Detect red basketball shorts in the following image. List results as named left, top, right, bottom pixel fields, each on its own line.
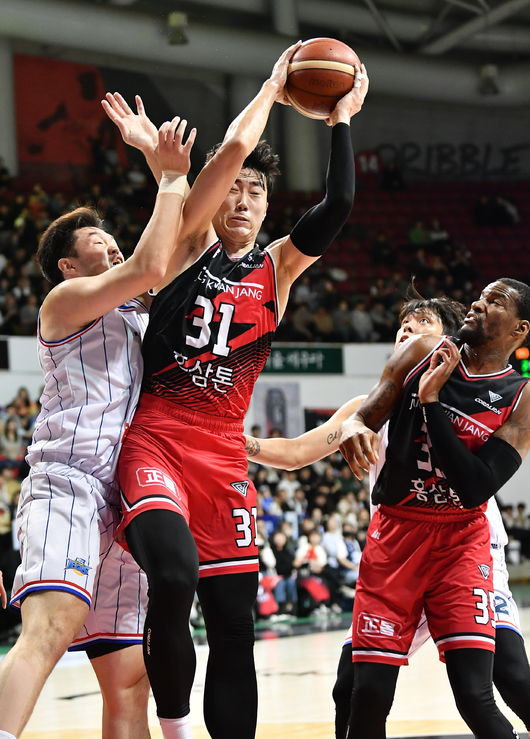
left=117, top=394, right=258, bottom=578
left=351, top=505, right=495, bottom=666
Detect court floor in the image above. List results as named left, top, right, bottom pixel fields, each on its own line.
left=4, top=607, right=529, bottom=738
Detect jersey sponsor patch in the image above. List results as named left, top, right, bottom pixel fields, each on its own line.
left=65, top=557, right=91, bottom=576
left=135, top=467, right=178, bottom=495
left=231, top=480, right=249, bottom=497
left=478, top=563, right=491, bottom=579
left=489, top=390, right=502, bottom=403
left=358, top=612, right=401, bottom=638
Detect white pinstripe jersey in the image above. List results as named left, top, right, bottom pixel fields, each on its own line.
left=27, top=299, right=148, bottom=488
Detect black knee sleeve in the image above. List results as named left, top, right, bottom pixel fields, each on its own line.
left=493, top=628, right=530, bottom=730
left=198, top=573, right=258, bottom=739
left=126, top=510, right=199, bottom=719
left=446, top=648, right=518, bottom=738
left=332, top=643, right=354, bottom=739
left=348, top=662, right=400, bottom=739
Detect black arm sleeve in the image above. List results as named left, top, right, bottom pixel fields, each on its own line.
left=289, top=122, right=355, bottom=257
left=422, top=401, right=522, bottom=508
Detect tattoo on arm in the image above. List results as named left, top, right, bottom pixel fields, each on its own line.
left=327, top=430, right=339, bottom=446
left=245, top=436, right=261, bottom=457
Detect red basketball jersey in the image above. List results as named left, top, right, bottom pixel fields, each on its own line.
left=141, top=240, right=278, bottom=419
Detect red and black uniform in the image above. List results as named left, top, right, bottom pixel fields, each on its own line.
left=118, top=240, right=278, bottom=576
left=352, top=339, right=528, bottom=665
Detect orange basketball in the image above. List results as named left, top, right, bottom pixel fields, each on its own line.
left=286, top=38, right=361, bottom=120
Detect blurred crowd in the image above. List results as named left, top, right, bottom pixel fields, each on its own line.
left=0, top=153, right=493, bottom=342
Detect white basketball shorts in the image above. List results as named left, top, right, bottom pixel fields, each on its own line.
left=10, top=462, right=147, bottom=651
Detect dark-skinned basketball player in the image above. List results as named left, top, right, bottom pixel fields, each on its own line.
left=339, top=278, right=530, bottom=739
left=103, top=46, right=369, bottom=738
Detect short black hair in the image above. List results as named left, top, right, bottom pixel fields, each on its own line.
left=497, top=277, right=530, bottom=346
left=205, top=140, right=280, bottom=193
left=399, top=284, right=467, bottom=336
left=497, top=278, right=530, bottom=322
left=37, top=207, right=103, bottom=286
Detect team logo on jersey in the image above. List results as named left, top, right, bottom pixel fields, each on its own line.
left=65, top=557, right=91, bottom=576
left=478, top=564, right=491, bottom=579
left=231, top=480, right=249, bottom=497
left=358, top=612, right=400, bottom=638
left=475, top=395, right=502, bottom=415
left=136, top=467, right=179, bottom=496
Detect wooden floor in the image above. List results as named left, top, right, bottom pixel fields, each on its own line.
left=6, top=607, right=530, bottom=738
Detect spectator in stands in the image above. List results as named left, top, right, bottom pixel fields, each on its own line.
left=340, top=524, right=361, bottom=587
left=312, top=306, right=335, bottom=341
left=0, top=294, right=19, bottom=334
left=270, top=530, right=298, bottom=615
left=408, top=219, right=429, bottom=248
left=291, top=302, right=315, bottom=341
left=379, top=159, right=403, bottom=190
left=350, top=300, right=375, bottom=341
left=428, top=218, right=451, bottom=254
left=333, top=299, right=354, bottom=342
left=369, top=301, right=394, bottom=341
left=0, top=418, right=25, bottom=466
left=370, top=231, right=395, bottom=266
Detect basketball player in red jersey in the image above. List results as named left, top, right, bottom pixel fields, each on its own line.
left=103, top=47, right=369, bottom=739
left=339, top=278, right=530, bottom=739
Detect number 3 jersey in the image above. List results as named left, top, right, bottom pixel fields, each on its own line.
left=141, top=240, right=278, bottom=420
left=372, top=338, right=528, bottom=516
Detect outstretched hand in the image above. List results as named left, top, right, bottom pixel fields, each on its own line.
left=339, top=415, right=380, bottom=480
left=0, top=570, right=6, bottom=609
left=101, top=92, right=158, bottom=152
left=157, top=117, right=196, bottom=175
left=326, top=63, right=369, bottom=126
left=418, top=340, right=461, bottom=404
left=268, top=41, right=302, bottom=105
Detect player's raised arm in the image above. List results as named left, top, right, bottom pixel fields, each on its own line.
left=268, top=64, right=368, bottom=314
left=340, top=334, right=439, bottom=479
left=176, top=42, right=300, bottom=246
left=40, top=118, right=196, bottom=340
left=246, top=395, right=366, bottom=470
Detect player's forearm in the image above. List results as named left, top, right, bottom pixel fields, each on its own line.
left=130, top=174, right=187, bottom=282
left=290, top=123, right=354, bottom=257
left=222, top=79, right=278, bottom=155
left=422, top=401, right=522, bottom=507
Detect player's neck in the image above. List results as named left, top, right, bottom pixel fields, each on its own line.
left=461, top=344, right=509, bottom=374
left=222, top=238, right=255, bottom=259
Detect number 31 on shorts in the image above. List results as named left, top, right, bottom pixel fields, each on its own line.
left=232, top=507, right=258, bottom=548
left=473, top=587, right=496, bottom=628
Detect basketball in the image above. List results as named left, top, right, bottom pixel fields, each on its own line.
left=286, top=38, right=361, bottom=120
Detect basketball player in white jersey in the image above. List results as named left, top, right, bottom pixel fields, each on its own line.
left=245, top=294, right=530, bottom=737
left=0, top=117, right=196, bottom=739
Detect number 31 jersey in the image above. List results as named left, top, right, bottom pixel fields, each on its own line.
left=142, top=240, right=279, bottom=420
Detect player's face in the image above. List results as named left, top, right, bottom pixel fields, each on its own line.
left=394, top=309, right=444, bottom=348
left=70, top=227, right=123, bottom=276
left=214, top=168, right=268, bottom=245
left=459, top=280, right=524, bottom=347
